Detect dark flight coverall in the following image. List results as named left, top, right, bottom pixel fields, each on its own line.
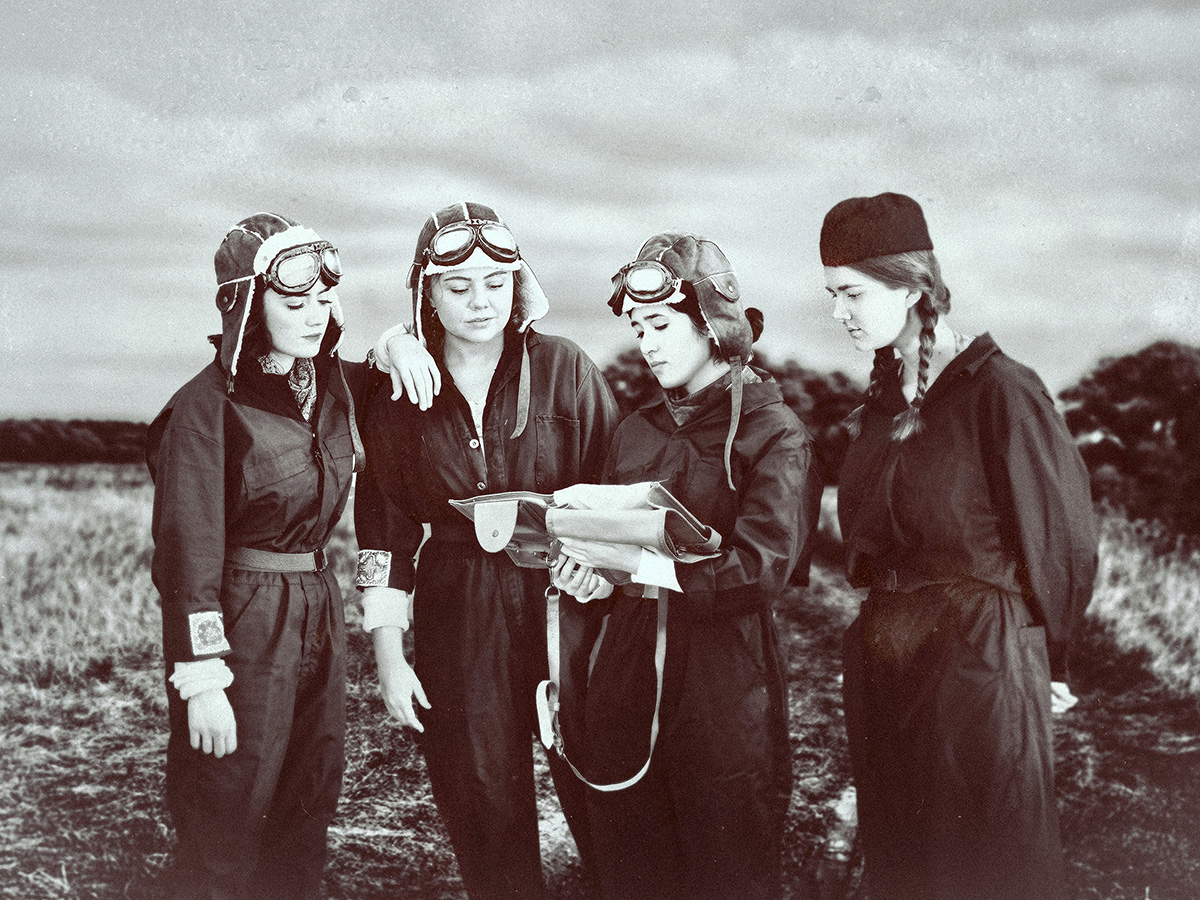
left=837, top=334, right=1098, bottom=900
left=355, top=328, right=619, bottom=900
left=148, top=346, right=367, bottom=900
left=559, top=370, right=819, bottom=900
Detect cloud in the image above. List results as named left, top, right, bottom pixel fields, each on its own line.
left=1, top=3, right=1197, bottom=417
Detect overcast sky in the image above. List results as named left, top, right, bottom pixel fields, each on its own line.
left=2, top=0, right=1197, bottom=419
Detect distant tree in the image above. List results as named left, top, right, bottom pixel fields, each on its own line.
left=755, top=351, right=863, bottom=482
left=1061, top=341, right=1200, bottom=535
left=602, top=347, right=662, bottom=419
left=0, top=420, right=148, bottom=463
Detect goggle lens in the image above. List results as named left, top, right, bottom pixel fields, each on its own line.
left=623, top=264, right=672, bottom=298
left=266, top=242, right=341, bottom=295
left=275, top=253, right=321, bottom=289
left=611, top=260, right=680, bottom=307
left=322, top=246, right=342, bottom=278
left=430, top=224, right=475, bottom=258
left=479, top=223, right=517, bottom=254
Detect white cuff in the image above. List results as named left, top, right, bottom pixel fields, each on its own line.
left=632, top=548, right=681, bottom=592
left=372, top=322, right=421, bottom=374
left=362, top=586, right=412, bottom=632
left=169, top=658, right=234, bottom=701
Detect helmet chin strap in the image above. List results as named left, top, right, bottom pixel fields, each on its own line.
left=723, top=359, right=743, bottom=491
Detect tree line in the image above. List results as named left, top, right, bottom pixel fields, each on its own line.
left=3, top=340, right=1197, bottom=537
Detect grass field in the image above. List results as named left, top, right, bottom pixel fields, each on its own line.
left=1, top=464, right=1198, bottom=899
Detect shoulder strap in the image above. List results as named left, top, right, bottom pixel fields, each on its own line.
left=537, top=586, right=668, bottom=792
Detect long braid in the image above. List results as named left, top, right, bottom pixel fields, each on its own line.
left=891, top=295, right=937, bottom=441
left=838, top=249, right=951, bottom=443
left=844, top=347, right=894, bottom=438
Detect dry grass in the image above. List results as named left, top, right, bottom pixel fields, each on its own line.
left=1, top=465, right=1198, bottom=899
left=1087, top=509, right=1200, bottom=695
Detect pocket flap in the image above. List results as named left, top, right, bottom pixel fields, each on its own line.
left=473, top=499, right=520, bottom=553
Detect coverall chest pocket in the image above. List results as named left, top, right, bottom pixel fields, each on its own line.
left=243, top=446, right=317, bottom=520
left=324, top=431, right=356, bottom=492
left=673, top=455, right=735, bottom=538
left=534, top=415, right=581, bottom=491
left=608, top=459, right=659, bottom=489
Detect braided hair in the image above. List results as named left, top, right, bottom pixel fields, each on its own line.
left=842, top=250, right=952, bottom=441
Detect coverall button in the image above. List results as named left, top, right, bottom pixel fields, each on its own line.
left=477, top=482, right=486, bottom=490
left=469, top=439, right=480, bottom=449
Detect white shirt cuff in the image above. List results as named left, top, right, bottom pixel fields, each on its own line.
left=632, top=547, right=682, bottom=592
left=169, top=658, right=235, bottom=701
left=362, top=586, right=412, bottom=632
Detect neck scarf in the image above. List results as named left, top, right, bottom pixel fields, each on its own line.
left=662, top=365, right=761, bottom=427
left=259, top=354, right=317, bottom=421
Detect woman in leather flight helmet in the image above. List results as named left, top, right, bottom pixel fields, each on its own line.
left=353, top=202, right=620, bottom=900
left=547, top=232, right=821, bottom=900
left=822, top=192, right=1098, bottom=900
left=147, top=213, right=370, bottom=900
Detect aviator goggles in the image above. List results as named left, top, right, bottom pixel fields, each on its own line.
left=425, top=219, right=520, bottom=268
left=608, top=260, right=683, bottom=313
left=264, top=241, right=342, bottom=296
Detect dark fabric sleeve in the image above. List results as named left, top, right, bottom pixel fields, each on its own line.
left=676, top=416, right=816, bottom=616
left=148, top=401, right=231, bottom=663
left=575, top=355, right=622, bottom=484
left=791, top=444, right=827, bottom=587
left=354, top=392, right=426, bottom=593
left=985, top=368, right=1099, bottom=680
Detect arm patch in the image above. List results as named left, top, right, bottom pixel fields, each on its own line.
left=356, top=550, right=392, bottom=588
left=188, top=610, right=232, bottom=657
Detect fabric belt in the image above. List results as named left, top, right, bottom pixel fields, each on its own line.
left=226, top=546, right=327, bottom=572
left=873, top=567, right=962, bottom=594
left=617, top=583, right=655, bottom=598
left=428, top=521, right=477, bottom=543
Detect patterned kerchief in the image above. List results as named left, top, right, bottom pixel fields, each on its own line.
left=260, top=354, right=317, bottom=421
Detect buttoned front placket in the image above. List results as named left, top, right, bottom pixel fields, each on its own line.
left=446, top=387, right=491, bottom=494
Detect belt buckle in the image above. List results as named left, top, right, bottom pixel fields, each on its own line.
left=314, top=548, right=327, bottom=571
left=885, top=569, right=898, bottom=591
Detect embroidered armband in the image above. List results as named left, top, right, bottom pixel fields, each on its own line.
left=188, top=610, right=232, bottom=657
left=356, top=549, right=392, bottom=588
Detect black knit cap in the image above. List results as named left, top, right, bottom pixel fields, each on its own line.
left=820, top=192, right=933, bottom=267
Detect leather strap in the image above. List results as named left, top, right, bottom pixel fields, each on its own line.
left=226, top=546, right=327, bottom=572
left=537, top=585, right=668, bottom=793
left=509, top=338, right=532, bottom=439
